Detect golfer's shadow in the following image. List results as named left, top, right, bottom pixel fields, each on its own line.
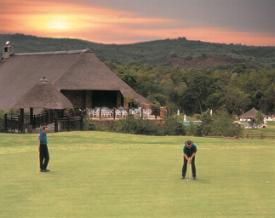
left=39, top=170, right=56, bottom=175
left=181, top=177, right=210, bottom=184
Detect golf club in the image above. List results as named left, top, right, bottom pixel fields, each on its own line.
left=186, top=159, right=191, bottom=181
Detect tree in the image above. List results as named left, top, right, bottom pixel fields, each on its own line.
left=182, top=71, right=219, bottom=114
left=222, top=85, right=250, bottom=114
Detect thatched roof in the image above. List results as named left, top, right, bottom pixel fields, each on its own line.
left=240, top=108, right=259, bottom=119
left=0, top=49, right=151, bottom=109
left=13, top=77, right=73, bottom=109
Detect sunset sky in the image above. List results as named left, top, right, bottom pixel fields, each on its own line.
left=1, top=0, right=275, bottom=45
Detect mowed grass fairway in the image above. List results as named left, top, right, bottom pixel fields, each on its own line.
left=0, top=132, right=275, bottom=218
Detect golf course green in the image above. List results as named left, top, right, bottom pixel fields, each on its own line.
left=0, top=131, right=274, bottom=218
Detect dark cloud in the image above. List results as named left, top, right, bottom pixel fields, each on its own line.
left=81, top=0, right=275, bottom=34
left=2, top=0, right=274, bottom=34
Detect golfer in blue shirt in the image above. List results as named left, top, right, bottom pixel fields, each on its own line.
left=39, top=126, right=50, bottom=172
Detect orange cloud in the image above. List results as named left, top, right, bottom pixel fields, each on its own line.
left=1, top=0, right=275, bottom=46
left=0, top=0, right=172, bottom=37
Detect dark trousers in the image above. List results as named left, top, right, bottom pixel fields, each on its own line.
left=39, top=144, right=49, bottom=170
left=182, top=156, right=196, bottom=178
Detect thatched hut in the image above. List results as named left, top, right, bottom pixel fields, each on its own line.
left=239, top=108, right=259, bottom=121
left=14, top=77, right=73, bottom=109
left=239, top=107, right=266, bottom=128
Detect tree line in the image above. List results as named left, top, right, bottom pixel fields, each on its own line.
left=110, top=63, right=275, bottom=116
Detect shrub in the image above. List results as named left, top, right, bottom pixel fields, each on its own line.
left=83, top=116, right=96, bottom=131
left=185, top=122, right=202, bottom=136
left=211, top=111, right=242, bottom=137
left=200, top=110, right=242, bottom=137
left=85, top=116, right=186, bottom=136
left=112, top=116, right=160, bottom=135
left=162, top=117, right=185, bottom=135
left=200, top=112, right=213, bottom=136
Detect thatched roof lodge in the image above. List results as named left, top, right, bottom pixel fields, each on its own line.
left=0, top=42, right=150, bottom=110
left=0, top=42, right=159, bottom=132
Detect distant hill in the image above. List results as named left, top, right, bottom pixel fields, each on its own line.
left=1, top=33, right=275, bottom=68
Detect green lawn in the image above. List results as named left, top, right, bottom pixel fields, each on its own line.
left=0, top=132, right=275, bottom=218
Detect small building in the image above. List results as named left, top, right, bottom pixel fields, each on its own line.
left=239, top=108, right=265, bottom=128
left=239, top=108, right=259, bottom=122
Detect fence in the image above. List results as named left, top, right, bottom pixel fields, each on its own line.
left=3, top=112, right=83, bottom=133
left=242, top=132, right=275, bottom=139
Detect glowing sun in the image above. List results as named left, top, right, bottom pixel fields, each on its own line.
left=46, top=16, right=71, bottom=31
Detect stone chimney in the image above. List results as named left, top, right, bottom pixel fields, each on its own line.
left=2, top=41, right=14, bottom=59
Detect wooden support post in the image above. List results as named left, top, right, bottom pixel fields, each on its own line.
left=90, top=91, right=93, bottom=109
left=80, top=115, right=84, bottom=131
left=54, top=110, right=58, bottom=132
left=86, top=91, right=92, bottom=109
left=160, top=107, right=167, bottom=120
left=116, top=92, right=122, bottom=107
left=124, top=97, right=129, bottom=110
left=67, top=116, right=71, bottom=131
left=19, top=108, right=24, bottom=133
left=30, top=108, right=34, bottom=129
left=42, top=112, right=46, bottom=125
left=46, top=111, right=49, bottom=124
left=4, top=113, right=8, bottom=132
left=54, top=119, right=58, bottom=132
left=82, top=91, right=86, bottom=110
left=113, top=108, right=116, bottom=120
left=33, top=115, right=36, bottom=129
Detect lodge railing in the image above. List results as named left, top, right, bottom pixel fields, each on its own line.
left=86, top=107, right=161, bottom=120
